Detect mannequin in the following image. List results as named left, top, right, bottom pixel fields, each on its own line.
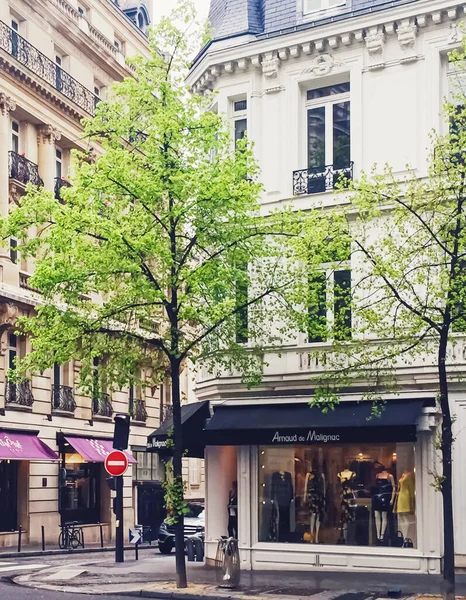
left=227, top=480, right=238, bottom=539
left=337, top=468, right=356, bottom=543
left=304, top=467, right=326, bottom=544
left=394, top=471, right=415, bottom=542
left=373, top=465, right=395, bottom=543
left=271, top=470, right=293, bottom=542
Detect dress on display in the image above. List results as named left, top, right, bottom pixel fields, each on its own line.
left=271, top=471, right=293, bottom=542
left=372, top=477, right=394, bottom=511
left=338, top=471, right=356, bottom=524
left=306, top=471, right=326, bottom=519
left=395, top=472, right=415, bottom=514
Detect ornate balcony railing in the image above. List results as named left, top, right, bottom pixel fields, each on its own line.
left=133, top=399, right=148, bottom=422
left=0, top=20, right=98, bottom=115
left=293, top=162, right=354, bottom=196
left=92, top=393, right=113, bottom=418
left=52, top=384, right=76, bottom=413
left=5, top=379, right=34, bottom=407
left=9, top=151, right=43, bottom=187
left=54, top=177, right=71, bottom=201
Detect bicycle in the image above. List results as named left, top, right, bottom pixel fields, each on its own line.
left=58, top=522, right=84, bottom=550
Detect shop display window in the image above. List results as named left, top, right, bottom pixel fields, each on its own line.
left=258, top=443, right=416, bottom=548
left=60, top=454, right=100, bottom=524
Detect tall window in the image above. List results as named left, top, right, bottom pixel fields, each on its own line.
left=11, top=121, right=19, bottom=153
left=307, top=83, right=350, bottom=170
left=308, top=247, right=352, bottom=343
left=55, top=53, right=63, bottom=92
left=235, top=261, right=249, bottom=344
left=55, top=148, right=62, bottom=179
left=10, top=19, right=19, bottom=58
left=233, top=98, right=247, bottom=148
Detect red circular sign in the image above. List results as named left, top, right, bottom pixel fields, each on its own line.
left=105, top=450, right=128, bottom=477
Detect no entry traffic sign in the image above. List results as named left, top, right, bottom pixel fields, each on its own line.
left=105, top=450, right=129, bottom=477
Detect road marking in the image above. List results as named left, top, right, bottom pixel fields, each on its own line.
left=0, top=563, right=46, bottom=572
left=108, top=460, right=125, bottom=466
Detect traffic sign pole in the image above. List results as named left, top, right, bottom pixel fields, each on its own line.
left=115, top=475, right=124, bottom=563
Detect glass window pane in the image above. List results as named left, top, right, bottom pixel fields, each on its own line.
left=259, top=443, right=417, bottom=547
left=308, top=272, right=327, bottom=343
left=307, top=83, right=350, bottom=101
left=234, top=119, right=247, bottom=147
left=334, top=269, right=351, bottom=341
left=333, top=101, right=350, bottom=168
left=305, top=0, right=323, bottom=13
left=307, top=107, right=326, bottom=168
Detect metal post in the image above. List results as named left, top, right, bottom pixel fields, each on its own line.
left=99, top=523, right=104, bottom=548
left=81, top=528, right=85, bottom=549
left=41, top=525, right=45, bottom=551
left=135, top=541, right=139, bottom=561
left=17, top=526, right=22, bottom=553
left=115, top=475, right=124, bottom=563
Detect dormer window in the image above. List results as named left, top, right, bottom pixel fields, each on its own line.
left=304, top=0, right=346, bottom=15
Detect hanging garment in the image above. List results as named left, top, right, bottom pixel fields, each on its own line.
left=372, top=477, right=394, bottom=512
left=395, top=471, right=415, bottom=514
left=306, top=471, right=326, bottom=519
left=338, top=471, right=356, bottom=524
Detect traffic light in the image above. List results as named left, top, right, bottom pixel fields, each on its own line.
left=113, top=413, right=130, bottom=450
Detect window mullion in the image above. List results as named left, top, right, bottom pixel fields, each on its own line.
left=325, top=103, right=333, bottom=166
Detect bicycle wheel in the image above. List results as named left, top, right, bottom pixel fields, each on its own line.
left=70, top=531, right=81, bottom=549
left=58, top=530, right=67, bottom=549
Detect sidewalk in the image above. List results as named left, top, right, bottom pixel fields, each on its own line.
left=12, top=551, right=466, bottom=599
left=0, top=541, right=157, bottom=559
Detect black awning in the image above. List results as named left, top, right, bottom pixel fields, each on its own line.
left=204, top=399, right=429, bottom=446
left=147, top=401, right=210, bottom=458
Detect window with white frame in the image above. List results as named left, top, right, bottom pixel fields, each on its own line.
left=304, top=0, right=346, bottom=15
left=306, top=82, right=350, bottom=171
left=188, top=458, right=201, bottom=487
left=55, top=148, right=62, bottom=179
left=232, top=97, right=247, bottom=148
left=11, top=121, right=19, bottom=154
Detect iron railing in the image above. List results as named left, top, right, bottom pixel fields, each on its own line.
left=0, top=20, right=98, bottom=115
left=54, top=177, right=71, bottom=201
left=5, top=379, right=34, bottom=407
left=92, top=393, right=113, bottom=418
left=133, top=399, right=148, bottom=422
left=9, top=151, right=43, bottom=187
left=52, top=384, right=76, bottom=413
left=293, top=162, right=354, bottom=196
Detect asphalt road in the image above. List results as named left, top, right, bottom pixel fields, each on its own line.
left=0, top=579, right=128, bottom=599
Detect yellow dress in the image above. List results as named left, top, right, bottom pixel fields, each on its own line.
left=395, top=471, right=415, bottom=514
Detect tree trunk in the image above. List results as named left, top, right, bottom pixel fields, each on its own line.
left=438, top=333, right=455, bottom=600
left=171, top=358, right=187, bottom=588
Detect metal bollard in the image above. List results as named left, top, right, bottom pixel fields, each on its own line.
left=99, top=523, right=104, bottom=548
left=81, top=528, right=85, bottom=549
left=41, top=525, right=45, bottom=551
left=17, top=526, right=22, bottom=553
left=135, top=542, right=139, bottom=561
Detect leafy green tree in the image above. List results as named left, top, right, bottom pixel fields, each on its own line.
left=3, top=3, right=327, bottom=588
left=300, top=52, right=466, bottom=600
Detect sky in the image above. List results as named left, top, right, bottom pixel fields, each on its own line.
left=152, top=0, right=211, bottom=24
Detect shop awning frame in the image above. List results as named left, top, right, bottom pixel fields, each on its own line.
left=0, top=429, right=59, bottom=460
left=204, top=398, right=431, bottom=446
left=58, top=434, right=136, bottom=463
left=147, top=401, right=210, bottom=458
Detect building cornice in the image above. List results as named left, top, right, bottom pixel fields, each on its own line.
left=188, top=0, right=464, bottom=93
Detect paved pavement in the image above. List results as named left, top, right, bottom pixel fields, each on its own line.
left=8, top=550, right=466, bottom=600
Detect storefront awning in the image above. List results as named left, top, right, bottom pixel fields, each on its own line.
left=63, top=436, right=136, bottom=463
left=204, top=399, right=429, bottom=446
left=147, top=401, right=211, bottom=458
left=0, top=430, right=58, bottom=460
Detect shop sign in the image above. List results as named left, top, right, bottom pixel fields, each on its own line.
left=149, top=439, right=167, bottom=449
left=271, top=430, right=341, bottom=444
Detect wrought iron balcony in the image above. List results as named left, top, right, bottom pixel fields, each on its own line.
left=0, top=20, right=98, bottom=115
left=132, top=399, right=148, bottom=422
left=52, top=384, right=76, bottom=413
left=293, top=162, right=354, bottom=196
left=54, top=177, right=71, bottom=201
left=5, top=379, right=34, bottom=407
left=9, top=151, right=43, bottom=187
left=92, top=393, right=113, bottom=418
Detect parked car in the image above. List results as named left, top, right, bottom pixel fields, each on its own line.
left=158, top=503, right=205, bottom=554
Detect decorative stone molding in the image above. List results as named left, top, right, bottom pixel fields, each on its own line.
left=8, top=182, right=22, bottom=205
left=0, top=303, right=19, bottom=329
left=301, top=53, right=343, bottom=77
left=365, top=26, right=385, bottom=69
left=262, top=52, right=280, bottom=79
left=37, top=125, right=62, bottom=145
left=0, top=92, right=16, bottom=116
left=190, top=4, right=464, bottom=93
left=398, top=19, right=417, bottom=50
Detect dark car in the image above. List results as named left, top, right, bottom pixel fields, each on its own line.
left=158, top=503, right=205, bottom=554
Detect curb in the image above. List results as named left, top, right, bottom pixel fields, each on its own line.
left=0, top=544, right=157, bottom=560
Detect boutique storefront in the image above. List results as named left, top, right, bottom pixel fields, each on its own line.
left=201, top=398, right=442, bottom=574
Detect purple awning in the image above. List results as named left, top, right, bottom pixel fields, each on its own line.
left=64, top=437, right=137, bottom=463
left=0, top=431, right=58, bottom=461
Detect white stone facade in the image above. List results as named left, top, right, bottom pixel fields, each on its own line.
left=188, top=0, right=466, bottom=575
